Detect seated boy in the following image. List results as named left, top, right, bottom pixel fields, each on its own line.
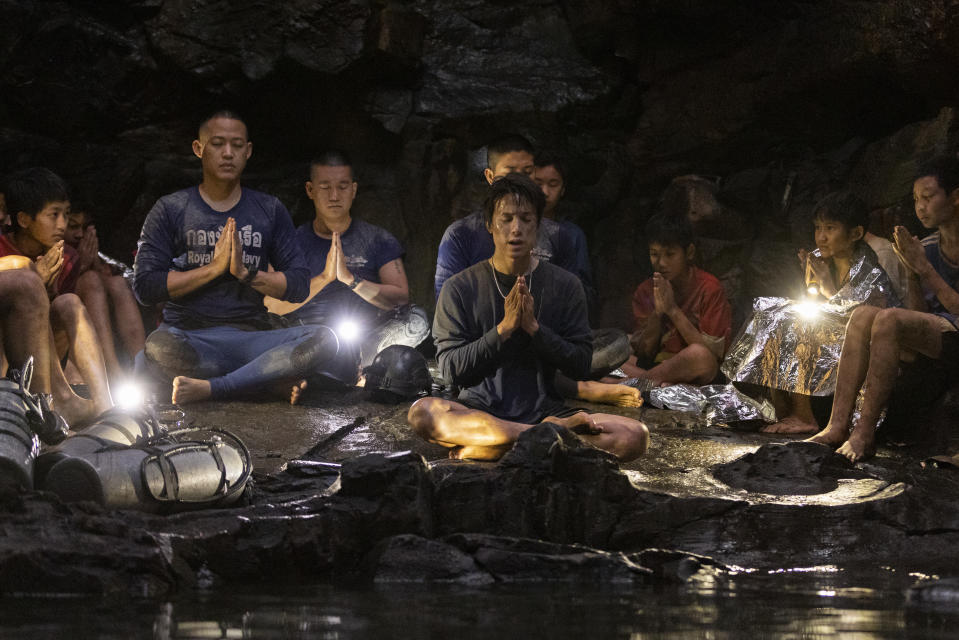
left=0, top=168, right=113, bottom=417
left=622, top=213, right=732, bottom=386
left=408, top=174, right=648, bottom=462
left=64, top=207, right=146, bottom=378
left=807, top=156, right=959, bottom=461
left=0, top=264, right=105, bottom=425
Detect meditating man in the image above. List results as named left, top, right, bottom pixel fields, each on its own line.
left=265, top=148, right=428, bottom=386
left=408, top=174, right=649, bottom=461
left=133, top=110, right=336, bottom=404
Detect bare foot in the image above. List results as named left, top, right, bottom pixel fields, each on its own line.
left=290, top=380, right=307, bottom=405
left=52, top=392, right=99, bottom=427
left=578, top=381, right=643, bottom=408
left=762, top=415, right=819, bottom=434
left=804, top=423, right=850, bottom=449
left=836, top=431, right=876, bottom=463
left=541, top=411, right=603, bottom=435
left=448, top=444, right=511, bottom=461
left=172, top=376, right=212, bottom=404
left=618, top=361, right=648, bottom=378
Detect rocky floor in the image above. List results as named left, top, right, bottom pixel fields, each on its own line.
left=3, top=385, right=959, bottom=600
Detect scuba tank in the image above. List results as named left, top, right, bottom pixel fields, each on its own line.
left=0, top=357, right=69, bottom=490
left=0, top=378, right=41, bottom=490
left=42, top=428, right=251, bottom=512
left=34, top=406, right=164, bottom=485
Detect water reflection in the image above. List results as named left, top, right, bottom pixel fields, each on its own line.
left=141, top=571, right=959, bottom=640
left=3, top=569, right=959, bottom=638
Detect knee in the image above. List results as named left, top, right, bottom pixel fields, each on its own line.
left=50, top=293, right=84, bottom=320
left=870, top=308, right=902, bottom=342
left=291, top=325, right=339, bottom=371
left=105, top=274, right=132, bottom=297
left=144, top=329, right=198, bottom=372
left=685, top=343, right=719, bottom=380
left=3, top=269, right=47, bottom=307
left=848, top=305, right=879, bottom=333
left=407, top=397, right=441, bottom=438
left=617, top=419, right=650, bottom=462
left=76, top=270, right=103, bottom=294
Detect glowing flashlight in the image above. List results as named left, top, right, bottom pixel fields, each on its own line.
left=795, top=300, right=821, bottom=319
left=336, top=319, right=361, bottom=342
left=115, top=381, right=146, bottom=410
left=807, top=284, right=820, bottom=297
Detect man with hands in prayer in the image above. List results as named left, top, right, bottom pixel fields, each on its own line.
left=408, top=173, right=648, bottom=462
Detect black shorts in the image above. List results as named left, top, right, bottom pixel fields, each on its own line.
left=457, top=397, right=590, bottom=423
left=888, top=330, right=959, bottom=411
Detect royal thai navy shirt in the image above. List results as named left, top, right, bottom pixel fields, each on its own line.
left=133, top=186, right=308, bottom=328
left=287, top=218, right=404, bottom=327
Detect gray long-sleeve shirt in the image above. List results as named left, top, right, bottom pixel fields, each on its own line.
left=434, top=260, right=592, bottom=424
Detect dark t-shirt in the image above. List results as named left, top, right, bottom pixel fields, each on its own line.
left=288, top=218, right=404, bottom=326
left=922, top=231, right=959, bottom=326
left=434, top=260, right=592, bottom=424
left=133, top=186, right=309, bottom=328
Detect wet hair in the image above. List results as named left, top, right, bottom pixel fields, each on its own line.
left=483, top=172, right=546, bottom=226
left=812, top=191, right=868, bottom=235
left=645, top=212, right=694, bottom=249
left=916, top=155, right=959, bottom=195
left=486, top=134, right=534, bottom=170
left=533, top=150, right=567, bottom=183
left=310, top=148, right=355, bottom=181
left=197, top=109, right=247, bottom=138
left=3, top=167, right=70, bottom=220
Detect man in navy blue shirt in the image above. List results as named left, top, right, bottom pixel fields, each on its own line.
left=434, top=136, right=594, bottom=308
left=266, top=149, right=427, bottom=384
left=133, top=111, right=336, bottom=404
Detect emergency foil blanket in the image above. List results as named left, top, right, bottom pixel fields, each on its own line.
left=647, top=383, right=776, bottom=425
left=721, top=251, right=898, bottom=397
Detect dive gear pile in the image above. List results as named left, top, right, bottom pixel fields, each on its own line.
left=0, top=359, right=252, bottom=513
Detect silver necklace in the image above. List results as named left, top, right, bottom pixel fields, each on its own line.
left=489, top=260, right=533, bottom=299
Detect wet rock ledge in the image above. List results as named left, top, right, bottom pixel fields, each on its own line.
left=2, top=403, right=959, bottom=600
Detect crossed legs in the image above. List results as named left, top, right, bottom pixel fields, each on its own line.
left=807, top=306, right=947, bottom=461
left=618, top=343, right=718, bottom=386
left=143, top=324, right=339, bottom=404
left=407, top=397, right=650, bottom=462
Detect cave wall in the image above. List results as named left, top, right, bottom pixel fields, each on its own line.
left=2, top=0, right=959, bottom=328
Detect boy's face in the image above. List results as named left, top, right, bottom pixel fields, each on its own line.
left=484, top=151, right=534, bottom=184
left=65, top=212, right=86, bottom=247
left=913, top=175, right=956, bottom=229
left=306, top=164, right=357, bottom=220
left=648, top=241, right=693, bottom=282
left=533, top=164, right=565, bottom=214
left=814, top=216, right=861, bottom=260
left=488, top=195, right=539, bottom=261
left=18, top=200, right=70, bottom=248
